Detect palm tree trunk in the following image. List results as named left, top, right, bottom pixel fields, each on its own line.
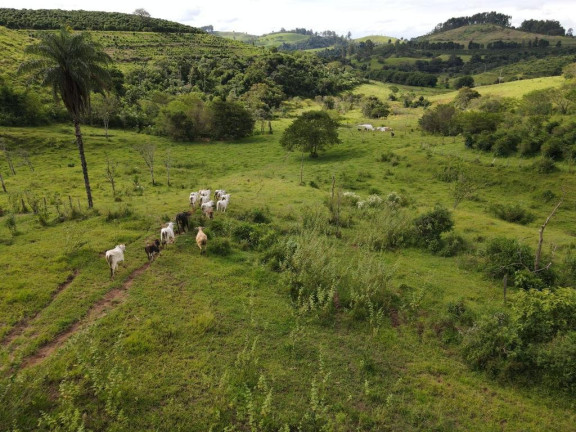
left=74, top=117, right=93, bottom=208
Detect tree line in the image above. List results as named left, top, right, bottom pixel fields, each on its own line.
left=0, top=8, right=203, bottom=33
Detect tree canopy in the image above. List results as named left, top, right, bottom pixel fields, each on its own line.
left=280, top=110, right=341, bottom=158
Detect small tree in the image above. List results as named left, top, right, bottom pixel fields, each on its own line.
left=133, top=8, right=151, bottom=18
left=134, top=142, right=156, bottom=186
left=92, top=94, right=119, bottom=139
left=280, top=110, right=341, bottom=158
left=104, top=154, right=118, bottom=197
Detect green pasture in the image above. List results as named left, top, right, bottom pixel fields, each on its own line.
left=428, top=75, right=566, bottom=104
left=1, top=83, right=575, bottom=429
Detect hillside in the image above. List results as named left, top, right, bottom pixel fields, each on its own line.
left=1, top=77, right=576, bottom=428
left=417, top=23, right=576, bottom=47
left=0, top=8, right=203, bottom=33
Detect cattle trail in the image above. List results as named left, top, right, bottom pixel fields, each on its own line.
left=1, top=270, right=79, bottom=347
left=17, top=262, right=150, bottom=370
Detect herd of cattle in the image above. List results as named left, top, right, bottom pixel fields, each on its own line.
left=357, top=124, right=394, bottom=135
left=104, top=189, right=230, bottom=279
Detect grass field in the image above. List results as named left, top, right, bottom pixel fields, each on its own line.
left=0, top=79, right=575, bottom=430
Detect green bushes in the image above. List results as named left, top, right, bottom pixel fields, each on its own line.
left=490, top=203, right=535, bottom=225
left=481, top=237, right=534, bottom=279
left=461, top=288, right=576, bottom=392
left=412, top=205, right=454, bottom=252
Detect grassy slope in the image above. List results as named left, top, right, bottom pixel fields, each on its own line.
left=1, top=79, right=575, bottom=430
left=427, top=75, right=566, bottom=104
left=0, top=26, right=35, bottom=79
left=419, top=24, right=576, bottom=47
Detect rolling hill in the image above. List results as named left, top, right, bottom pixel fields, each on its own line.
left=416, top=23, right=576, bottom=47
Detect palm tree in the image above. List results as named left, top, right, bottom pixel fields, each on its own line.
left=19, top=27, right=112, bottom=208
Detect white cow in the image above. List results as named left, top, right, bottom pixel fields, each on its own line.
left=189, top=192, right=200, bottom=207
left=357, top=124, right=375, bottom=131
left=105, top=244, right=126, bottom=279
left=161, top=222, right=176, bottom=246
left=216, top=197, right=229, bottom=212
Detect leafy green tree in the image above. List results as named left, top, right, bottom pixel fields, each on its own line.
left=454, top=75, right=475, bottom=90
left=280, top=110, right=341, bottom=158
left=362, top=96, right=390, bottom=118
left=155, top=93, right=206, bottom=141
left=419, top=104, right=457, bottom=136
left=19, top=27, right=112, bottom=208
left=453, top=87, right=480, bottom=110
left=206, top=100, right=254, bottom=140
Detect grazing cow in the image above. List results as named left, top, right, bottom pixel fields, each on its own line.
left=203, top=206, right=214, bottom=219
left=216, top=197, right=229, bottom=212
left=196, top=226, right=207, bottom=254
left=189, top=192, right=200, bottom=207
left=105, top=244, right=126, bottom=279
left=175, top=211, right=191, bottom=234
left=375, top=126, right=392, bottom=132
left=357, top=124, right=375, bottom=131
left=144, top=239, right=161, bottom=262
left=161, top=222, right=176, bottom=246
left=214, top=189, right=226, bottom=200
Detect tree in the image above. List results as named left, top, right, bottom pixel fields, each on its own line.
left=19, top=27, right=112, bottom=208
left=134, top=142, right=156, bottom=186
left=362, top=96, right=390, bottom=119
left=91, top=93, right=120, bottom=139
left=133, top=8, right=151, bottom=18
left=454, top=75, right=474, bottom=90
left=280, top=110, right=341, bottom=158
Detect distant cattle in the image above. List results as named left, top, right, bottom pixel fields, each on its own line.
left=376, top=126, right=393, bottom=132
left=357, top=124, right=375, bottom=131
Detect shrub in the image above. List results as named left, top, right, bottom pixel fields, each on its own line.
left=533, top=157, right=558, bottom=174
left=436, top=165, right=460, bottom=182
left=461, top=311, right=524, bottom=377
left=341, top=191, right=361, bottom=207
left=482, top=237, right=534, bottom=279
left=209, top=238, right=232, bottom=256
left=537, top=331, right=576, bottom=392
left=490, top=203, right=535, bottom=225
left=437, top=232, right=467, bottom=257
left=462, top=288, right=576, bottom=388
left=355, top=208, right=412, bottom=251
left=412, top=205, right=454, bottom=250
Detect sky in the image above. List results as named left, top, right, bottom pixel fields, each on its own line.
left=2, top=0, right=575, bottom=39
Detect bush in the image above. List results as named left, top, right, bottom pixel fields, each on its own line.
left=209, top=238, right=232, bottom=256
left=462, top=288, right=576, bottom=389
left=412, top=205, right=454, bottom=250
left=490, top=203, right=535, bottom=225
left=537, top=331, right=576, bottom=392
left=232, top=222, right=261, bottom=249
left=437, top=232, right=467, bottom=257
left=533, top=157, right=558, bottom=174
left=482, top=237, right=534, bottom=279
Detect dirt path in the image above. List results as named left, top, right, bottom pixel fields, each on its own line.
left=1, top=270, right=79, bottom=347
left=17, top=262, right=150, bottom=370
